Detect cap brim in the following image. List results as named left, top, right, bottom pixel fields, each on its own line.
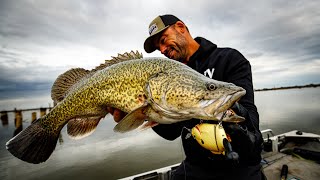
left=144, top=36, right=157, bottom=53
left=144, top=25, right=170, bottom=53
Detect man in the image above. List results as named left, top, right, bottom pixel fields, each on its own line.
left=109, top=15, right=265, bottom=180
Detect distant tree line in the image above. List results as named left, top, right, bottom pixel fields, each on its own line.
left=255, top=83, right=320, bottom=92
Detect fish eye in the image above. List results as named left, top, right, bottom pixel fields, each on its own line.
left=206, top=83, right=217, bottom=91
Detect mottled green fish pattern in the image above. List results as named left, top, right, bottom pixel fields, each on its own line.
left=6, top=51, right=245, bottom=164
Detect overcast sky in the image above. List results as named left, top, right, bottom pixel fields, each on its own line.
left=0, top=0, right=319, bottom=100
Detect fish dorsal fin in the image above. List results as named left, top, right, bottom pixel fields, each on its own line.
left=51, top=68, right=90, bottom=105
left=51, top=51, right=142, bottom=105
left=67, top=116, right=103, bottom=139
left=91, top=50, right=143, bottom=72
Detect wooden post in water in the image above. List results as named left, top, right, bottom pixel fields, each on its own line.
left=14, top=109, right=23, bottom=136
left=14, top=110, right=23, bottom=128
left=40, top=108, right=47, bottom=117
left=32, top=112, right=37, bottom=122
left=1, top=111, right=8, bottom=126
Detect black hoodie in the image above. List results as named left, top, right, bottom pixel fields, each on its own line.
left=152, top=37, right=262, bottom=168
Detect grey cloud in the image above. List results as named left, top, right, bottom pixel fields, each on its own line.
left=0, top=0, right=319, bottom=99
left=254, top=67, right=290, bottom=76
left=0, top=0, right=148, bottom=55
left=0, top=79, right=52, bottom=92
left=245, top=52, right=264, bottom=59
left=241, top=1, right=320, bottom=62
left=0, top=77, right=53, bottom=100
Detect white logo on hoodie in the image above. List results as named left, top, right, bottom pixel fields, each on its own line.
left=204, top=68, right=215, bottom=79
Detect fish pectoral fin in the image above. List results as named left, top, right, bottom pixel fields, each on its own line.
left=67, top=116, right=103, bottom=139
left=113, top=105, right=148, bottom=133
left=140, top=121, right=159, bottom=131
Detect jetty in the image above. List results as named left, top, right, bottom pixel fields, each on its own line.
left=1, top=107, right=53, bottom=135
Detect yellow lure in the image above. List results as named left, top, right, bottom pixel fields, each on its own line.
left=191, top=123, right=229, bottom=155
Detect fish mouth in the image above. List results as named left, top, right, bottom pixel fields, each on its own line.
left=213, top=91, right=245, bottom=116
left=201, top=90, right=245, bottom=119
left=215, top=109, right=246, bottom=123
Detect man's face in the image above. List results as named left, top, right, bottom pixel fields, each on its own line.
left=154, top=25, right=188, bottom=62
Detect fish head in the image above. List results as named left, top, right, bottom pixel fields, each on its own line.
left=199, top=79, right=246, bottom=119
left=147, top=70, right=246, bottom=120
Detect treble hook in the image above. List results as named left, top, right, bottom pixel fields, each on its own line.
left=218, top=111, right=227, bottom=126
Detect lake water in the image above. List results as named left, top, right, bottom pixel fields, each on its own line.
left=0, top=87, right=319, bottom=180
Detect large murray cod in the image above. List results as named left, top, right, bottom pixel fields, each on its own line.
left=6, top=51, right=246, bottom=164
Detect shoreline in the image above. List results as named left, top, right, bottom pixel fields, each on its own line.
left=254, top=83, right=320, bottom=92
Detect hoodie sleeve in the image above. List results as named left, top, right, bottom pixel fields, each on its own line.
left=152, top=121, right=185, bottom=141
left=224, top=48, right=260, bottom=132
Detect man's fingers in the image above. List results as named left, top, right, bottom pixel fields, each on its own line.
left=107, top=107, right=127, bottom=123
left=107, top=107, right=115, bottom=115
left=113, top=109, right=127, bottom=123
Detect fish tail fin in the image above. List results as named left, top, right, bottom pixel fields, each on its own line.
left=6, top=119, right=60, bottom=164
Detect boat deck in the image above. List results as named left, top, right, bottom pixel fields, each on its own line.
left=262, top=152, right=320, bottom=180
left=121, top=130, right=320, bottom=180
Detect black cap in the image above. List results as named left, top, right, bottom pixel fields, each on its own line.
left=144, top=15, right=181, bottom=53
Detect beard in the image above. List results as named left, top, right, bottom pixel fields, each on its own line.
left=170, top=29, right=188, bottom=62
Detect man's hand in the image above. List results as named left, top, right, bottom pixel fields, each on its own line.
left=225, top=124, right=255, bottom=148
left=107, top=107, right=127, bottom=123
left=230, top=102, right=248, bottom=118
left=224, top=102, right=257, bottom=153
